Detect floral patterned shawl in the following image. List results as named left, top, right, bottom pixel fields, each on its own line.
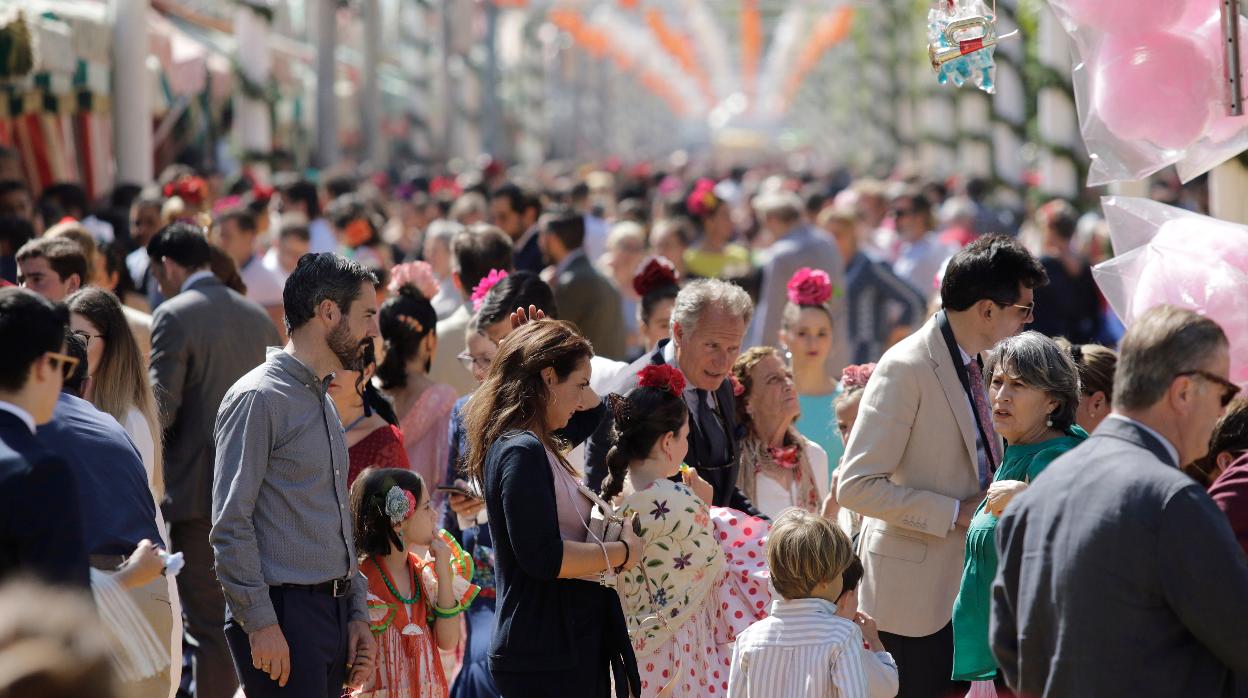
left=616, top=479, right=724, bottom=655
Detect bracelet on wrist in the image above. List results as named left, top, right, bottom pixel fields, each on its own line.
left=618, top=541, right=631, bottom=572
left=430, top=602, right=467, bottom=619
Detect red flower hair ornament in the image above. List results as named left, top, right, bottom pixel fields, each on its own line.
left=632, top=256, right=680, bottom=297
left=638, top=364, right=686, bottom=397
left=786, top=267, right=835, bottom=306
left=685, top=179, right=720, bottom=219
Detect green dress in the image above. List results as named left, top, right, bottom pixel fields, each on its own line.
left=951, top=425, right=1088, bottom=681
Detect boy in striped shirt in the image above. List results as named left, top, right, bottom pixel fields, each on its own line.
left=728, top=509, right=887, bottom=697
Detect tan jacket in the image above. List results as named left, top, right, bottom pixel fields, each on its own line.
left=836, top=313, right=998, bottom=637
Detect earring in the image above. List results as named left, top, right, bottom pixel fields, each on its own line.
left=1046, top=416, right=1053, bottom=427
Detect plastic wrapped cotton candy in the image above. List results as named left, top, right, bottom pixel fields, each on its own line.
left=1092, top=197, right=1248, bottom=389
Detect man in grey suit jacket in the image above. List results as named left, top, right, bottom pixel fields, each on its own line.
left=993, top=305, right=1248, bottom=697
left=149, top=223, right=280, bottom=698
left=746, top=190, right=849, bottom=375
left=540, top=207, right=627, bottom=360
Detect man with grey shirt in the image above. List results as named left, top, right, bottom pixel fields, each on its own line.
left=212, top=253, right=379, bottom=696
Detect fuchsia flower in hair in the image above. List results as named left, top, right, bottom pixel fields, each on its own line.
left=638, top=364, right=686, bottom=397
left=841, top=363, right=877, bottom=391
left=786, top=267, right=835, bottom=306
left=388, top=261, right=440, bottom=299
left=685, top=179, right=720, bottom=219
left=471, top=268, right=509, bottom=311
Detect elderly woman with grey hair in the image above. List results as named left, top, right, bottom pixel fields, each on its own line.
left=951, top=331, right=1088, bottom=692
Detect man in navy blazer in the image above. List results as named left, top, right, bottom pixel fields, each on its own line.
left=0, top=288, right=88, bottom=588
left=587, top=278, right=760, bottom=516
left=993, top=306, right=1248, bottom=696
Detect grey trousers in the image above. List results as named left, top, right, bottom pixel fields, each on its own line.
left=170, top=518, right=238, bottom=698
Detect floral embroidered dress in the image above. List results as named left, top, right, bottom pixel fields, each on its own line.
left=359, top=532, right=480, bottom=698
left=616, top=479, right=771, bottom=697
left=399, top=384, right=458, bottom=502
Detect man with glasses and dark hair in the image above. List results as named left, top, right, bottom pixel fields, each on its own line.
left=889, top=190, right=957, bottom=300
left=837, top=233, right=1047, bottom=697
left=993, top=305, right=1248, bottom=697
left=0, top=287, right=89, bottom=588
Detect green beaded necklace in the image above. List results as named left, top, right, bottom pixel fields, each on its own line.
left=371, top=556, right=420, bottom=605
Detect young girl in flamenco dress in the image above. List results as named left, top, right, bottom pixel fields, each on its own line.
left=602, top=365, right=772, bottom=697
left=350, top=468, right=479, bottom=698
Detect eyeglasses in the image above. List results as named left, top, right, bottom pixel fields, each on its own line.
left=457, top=351, right=494, bottom=373
left=996, top=300, right=1035, bottom=321
left=45, top=351, right=80, bottom=379
left=73, top=330, right=104, bottom=347
left=1175, top=370, right=1241, bottom=407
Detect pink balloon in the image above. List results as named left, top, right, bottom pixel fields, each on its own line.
left=1060, top=0, right=1186, bottom=32
left=1092, top=32, right=1217, bottom=150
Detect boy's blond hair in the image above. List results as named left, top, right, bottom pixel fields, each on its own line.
left=767, top=508, right=855, bottom=600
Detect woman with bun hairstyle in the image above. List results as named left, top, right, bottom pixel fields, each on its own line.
left=380, top=261, right=458, bottom=504
left=603, top=364, right=772, bottom=697
left=779, top=267, right=846, bottom=476
left=631, top=256, right=681, bottom=359
left=683, top=178, right=751, bottom=280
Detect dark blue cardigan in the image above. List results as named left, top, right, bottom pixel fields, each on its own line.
left=479, top=403, right=637, bottom=692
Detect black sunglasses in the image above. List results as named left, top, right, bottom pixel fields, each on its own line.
left=1176, top=370, right=1241, bottom=407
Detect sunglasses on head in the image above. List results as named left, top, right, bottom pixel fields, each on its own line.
left=1176, top=370, right=1241, bottom=407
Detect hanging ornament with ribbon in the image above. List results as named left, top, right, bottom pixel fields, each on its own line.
left=927, top=0, right=1016, bottom=94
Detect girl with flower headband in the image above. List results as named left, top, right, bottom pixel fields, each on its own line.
left=349, top=467, right=479, bottom=697
left=731, top=346, right=831, bottom=520
left=631, top=256, right=681, bottom=356
left=604, top=364, right=771, bottom=697
left=379, top=262, right=458, bottom=510
left=683, top=179, right=753, bottom=280
left=830, top=363, right=877, bottom=536
left=780, top=267, right=847, bottom=483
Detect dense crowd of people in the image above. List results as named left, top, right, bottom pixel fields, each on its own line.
left=0, top=151, right=1246, bottom=698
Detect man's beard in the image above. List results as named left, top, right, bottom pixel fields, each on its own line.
left=327, top=316, right=367, bottom=371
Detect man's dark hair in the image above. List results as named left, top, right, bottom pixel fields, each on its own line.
left=15, top=237, right=88, bottom=284
left=540, top=207, right=585, bottom=252
left=147, top=222, right=211, bottom=270
left=0, top=288, right=69, bottom=392
left=327, top=195, right=368, bottom=230
left=325, top=174, right=358, bottom=200
left=215, top=209, right=258, bottom=234
left=0, top=215, right=35, bottom=252
left=451, top=225, right=514, bottom=296
left=473, top=271, right=558, bottom=329
left=491, top=183, right=540, bottom=217
left=276, top=176, right=321, bottom=219
left=0, top=179, right=28, bottom=199
left=38, top=182, right=88, bottom=221
left=282, top=253, right=377, bottom=333
left=61, top=329, right=88, bottom=397
left=940, top=234, right=1048, bottom=312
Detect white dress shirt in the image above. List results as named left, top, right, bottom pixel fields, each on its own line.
left=728, top=597, right=871, bottom=698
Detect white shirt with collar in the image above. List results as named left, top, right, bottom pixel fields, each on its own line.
left=181, top=269, right=216, bottom=294
left=0, top=400, right=36, bottom=434
left=1106, top=414, right=1181, bottom=467
left=662, top=340, right=719, bottom=414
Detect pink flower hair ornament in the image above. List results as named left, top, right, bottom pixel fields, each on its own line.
left=786, top=267, right=836, bottom=307
left=841, top=363, right=877, bottom=392
left=388, top=261, right=440, bottom=299
left=685, top=179, right=720, bottom=219
left=471, top=268, right=509, bottom=311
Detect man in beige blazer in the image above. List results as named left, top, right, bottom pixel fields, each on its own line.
left=837, top=235, right=1047, bottom=697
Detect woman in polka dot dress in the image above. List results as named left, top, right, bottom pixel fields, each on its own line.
left=600, top=366, right=772, bottom=697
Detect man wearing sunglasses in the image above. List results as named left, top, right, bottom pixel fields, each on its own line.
left=0, top=287, right=89, bottom=587
left=993, top=305, right=1248, bottom=697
